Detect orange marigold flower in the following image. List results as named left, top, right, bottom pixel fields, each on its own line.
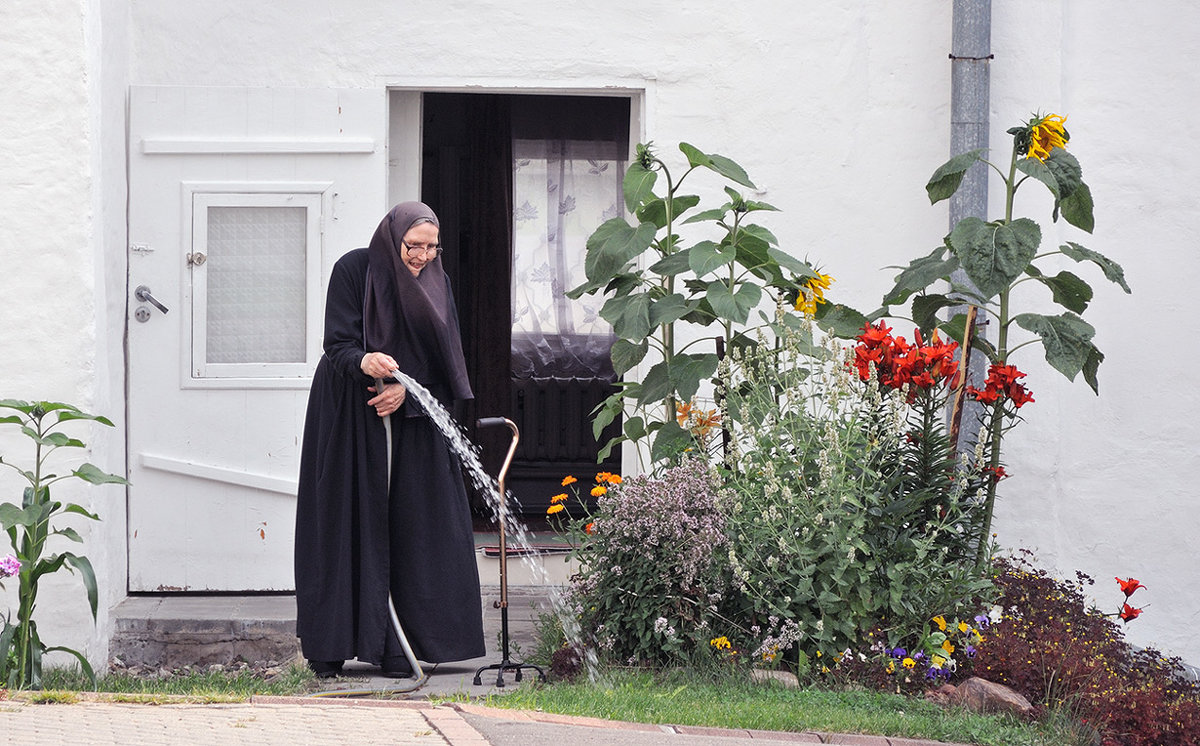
left=605, top=473, right=623, bottom=485
left=584, top=522, right=594, bottom=534
left=546, top=503, right=565, bottom=515
left=595, top=471, right=613, bottom=483
left=561, top=475, right=577, bottom=487
left=591, top=485, right=607, bottom=497
left=550, top=493, right=568, bottom=504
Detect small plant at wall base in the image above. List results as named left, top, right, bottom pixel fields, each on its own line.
left=879, top=113, right=1131, bottom=557
left=0, top=399, right=127, bottom=689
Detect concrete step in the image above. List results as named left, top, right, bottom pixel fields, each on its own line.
left=109, top=585, right=557, bottom=671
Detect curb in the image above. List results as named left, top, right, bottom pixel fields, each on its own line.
left=448, top=702, right=975, bottom=746
left=252, top=695, right=491, bottom=745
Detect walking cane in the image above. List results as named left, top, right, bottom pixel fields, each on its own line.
left=473, top=417, right=547, bottom=687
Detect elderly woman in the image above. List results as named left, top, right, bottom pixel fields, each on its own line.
left=294, top=202, right=484, bottom=678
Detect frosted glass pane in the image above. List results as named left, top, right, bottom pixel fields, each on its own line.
left=206, top=206, right=307, bottom=364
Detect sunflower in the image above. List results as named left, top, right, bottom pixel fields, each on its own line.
left=1026, top=113, right=1069, bottom=162
left=794, top=272, right=834, bottom=316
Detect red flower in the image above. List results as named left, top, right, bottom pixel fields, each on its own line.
left=1119, top=603, right=1143, bottom=623
left=1116, top=577, right=1146, bottom=597
left=983, top=465, right=1008, bottom=483
left=968, top=385, right=1001, bottom=405
left=969, top=363, right=1035, bottom=408
left=852, top=323, right=959, bottom=394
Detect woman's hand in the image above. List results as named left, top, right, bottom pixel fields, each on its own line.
left=367, top=382, right=407, bottom=417
left=361, top=351, right=399, bottom=379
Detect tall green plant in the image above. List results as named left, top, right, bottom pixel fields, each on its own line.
left=0, top=399, right=126, bottom=688
left=568, top=143, right=855, bottom=465
left=879, top=113, right=1130, bottom=555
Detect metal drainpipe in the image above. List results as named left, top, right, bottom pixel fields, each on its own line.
left=948, top=0, right=992, bottom=453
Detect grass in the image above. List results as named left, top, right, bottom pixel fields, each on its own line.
left=35, top=662, right=318, bottom=701
left=463, top=669, right=1086, bottom=746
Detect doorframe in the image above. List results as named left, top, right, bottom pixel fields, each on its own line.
left=382, top=78, right=654, bottom=482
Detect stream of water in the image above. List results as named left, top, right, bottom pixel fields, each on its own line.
left=389, top=370, right=593, bottom=677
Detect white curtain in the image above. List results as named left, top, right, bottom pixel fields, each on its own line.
left=511, top=138, right=623, bottom=379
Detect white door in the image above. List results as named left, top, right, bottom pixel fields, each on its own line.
left=127, top=86, right=388, bottom=591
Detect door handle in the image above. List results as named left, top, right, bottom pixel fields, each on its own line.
left=134, top=285, right=169, bottom=315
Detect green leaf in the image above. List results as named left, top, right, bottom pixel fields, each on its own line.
left=680, top=208, right=728, bottom=225
left=739, top=223, right=779, bottom=247
left=911, top=294, right=961, bottom=336
left=648, top=248, right=692, bottom=277
left=941, top=313, right=997, bottom=361
left=0, top=399, right=36, bottom=413
left=638, top=361, right=673, bottom=404
left=0, top=415, right=23, bottom=425
left=0, top=502, right=24, bottom=529
left=1044, top=148, right=1083, bottom=201
left=679, top=143, right=756, bottom=188
left=767, top=248, right=816, bottom=278
left=622, top=416, right=646, bottom=441
left=73, top=463, right=129, bottom=486
left=949, top=217, right=1042, bottom=298
left=54, top=526, right=85, bottom=543
left=1016, top=157, right=1060, bottom=198
left=1059, top=182, right=1095, bottom=234
left=882, top=246, right=959, bottom=305
left=926, top=149, right=985, bottom=204
left=679, top=142, right=712, bottom=169
left=706, top=281, right=762, bottom=324
left=688, top=241, right=737, bottom=276
left=62, top=552, right=98, bottom=617
left=40, top=432, right=86, bottom=448
left=610, top=338, right=649, bottom=375
left=1029, top=269, right=1093, bottom=314
left=650, top=419, right=694, bottom=463
left=1059, top=242, right=1129, bottom=293
left=1013, top=312, right=1096, bottom=381
left=813, top=303, right=870, bottom=339
left=636, top=194, right=701, bottom=229
left=1083, top=343, right=1105, bottom=395
left=648, top=293, right=691, bottom=328
left=583, top=218, right=657, bottom=283
left=61, top=503, right=102, bottom=521
left=55, top=410, right=115, bottom=427
left=600, top=292, right=652, bottom=340
left=622, top=162, right=658, bottom=211
left=591, top=392, right=625, bottom=440
left=671, top=353, right=720, bottom=402
left=44, top=645, right=95, bottom=686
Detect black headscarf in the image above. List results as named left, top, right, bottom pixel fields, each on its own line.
left=363, top=202, right=473, bottom=403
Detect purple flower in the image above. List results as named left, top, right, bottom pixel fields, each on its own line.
left=891, top=647, right=906, bottom=659
left=0, top=554, right=20, bottom=578
left=965, top=645, right=977, bottom=659
left=913, top=651, right=926, bottom=662
left=925, top=667, right=939, bottom=680
left=973, top=614, right=990, bottom=630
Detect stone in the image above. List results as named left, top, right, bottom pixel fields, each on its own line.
left=948, top=676, right=1034, bottom=716
left=923, top=683, right=957, bottom=706
left=750, top=669, right=800, bottom=688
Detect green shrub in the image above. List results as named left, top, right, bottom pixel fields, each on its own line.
left=718, top=317, right=992, bottom=664
left=564, top=458, right=730, bottom=667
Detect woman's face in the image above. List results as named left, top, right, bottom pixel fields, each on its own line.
left=399, top=221, right=440, bottom=278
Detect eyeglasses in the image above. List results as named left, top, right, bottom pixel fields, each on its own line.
left=401, top=240, right=443, bottom=258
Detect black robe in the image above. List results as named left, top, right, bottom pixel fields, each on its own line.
left=294, top=248, right=484, bottom=665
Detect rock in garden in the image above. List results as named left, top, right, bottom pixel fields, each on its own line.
left=924, top=683, right=957, bottom=706
left=949, top=677, right=1033, bottom=716
left=750, top=669, right=799, bottom=688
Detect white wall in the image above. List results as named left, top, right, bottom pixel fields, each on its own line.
left=1, top=0, right=1193, bottom=670
left=0, top=0, right=129, bottom=669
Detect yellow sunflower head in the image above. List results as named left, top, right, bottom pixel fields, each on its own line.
left=794, top=272, right=834, bottom=316
left=1014, top=113, right=1069, bottom=162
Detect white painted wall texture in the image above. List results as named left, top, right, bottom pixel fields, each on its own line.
left=0, top=0, right=1195, bottom=668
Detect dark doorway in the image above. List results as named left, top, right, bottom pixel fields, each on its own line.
left=420, top=93, right=629, bottom=522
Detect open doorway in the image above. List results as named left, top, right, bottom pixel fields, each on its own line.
left=413, top=92, right=630, bottom=522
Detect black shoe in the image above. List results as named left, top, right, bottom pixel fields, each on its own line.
left=381, top=655, right=414, bottom=679
left=308, top=659, right=344, bottom=678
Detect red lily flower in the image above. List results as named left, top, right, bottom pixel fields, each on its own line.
left=1119, top=603, right=1143, bottom=623
left=1116, top=577, right=1146, bottom=597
